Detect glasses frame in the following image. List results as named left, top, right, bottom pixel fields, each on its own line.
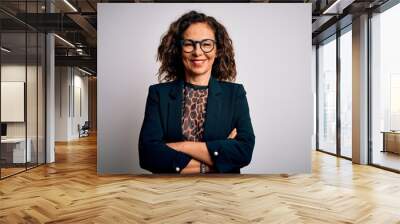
left=180, top=39, right=216, bottom=53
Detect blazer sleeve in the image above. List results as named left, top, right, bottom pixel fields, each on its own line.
left=205, top=84, right=255, bottom=173
left=138, top=85, right=192, bottom=173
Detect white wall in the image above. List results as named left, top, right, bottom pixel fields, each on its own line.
left=1, top=65, right=26, bottom=127
left=72, top=72, right=89, bottom=138
left=98, top=3, right=313, bottom=174
left=55, top=67, right=89, bottom=141
left=55, top=66, right=69, bottom=141
left=1, top=65, right=38, bottom=138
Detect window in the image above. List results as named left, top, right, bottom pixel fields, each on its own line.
left=318, top=36, right=337, bottom=154
left=371, top=2, right=400, bottom=171
left=339, top=28, right=352, bottom=158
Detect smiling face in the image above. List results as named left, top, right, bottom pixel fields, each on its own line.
left=181, top=22, right=217, bottom=80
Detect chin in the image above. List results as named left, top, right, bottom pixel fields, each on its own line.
left=188, top=69, right=210, bottom=77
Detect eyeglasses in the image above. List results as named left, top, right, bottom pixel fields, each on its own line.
left=180, top=39, right=216, bottom=53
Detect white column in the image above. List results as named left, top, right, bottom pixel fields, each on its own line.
left=46, top=33, right=55, bottom=163
left=45, top=1, right=56, bottom=163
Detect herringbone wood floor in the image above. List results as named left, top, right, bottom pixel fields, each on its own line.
left=1, top=134, right=400, bottom=224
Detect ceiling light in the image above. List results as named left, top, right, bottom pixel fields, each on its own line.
left=78, top=67, right=92, bottom=76
left=63, top=0, right=78, bottom=12
left=54, top=34, right=75, bottom=48
left=1, top=47, right=11, bottom=53
left=323, top=0, right=344, bottom=14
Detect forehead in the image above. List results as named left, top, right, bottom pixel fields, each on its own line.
left=183, top=22, right=215, bottom=39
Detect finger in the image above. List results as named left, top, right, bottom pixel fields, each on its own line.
left=229, top=128, right=237, bottom=138
left=231, top=129, right=237, bottom=137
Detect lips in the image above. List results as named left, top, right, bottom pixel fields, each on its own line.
left=191, top=59, right=206, bottom=66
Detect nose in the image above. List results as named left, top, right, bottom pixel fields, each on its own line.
left=192, top=42, right=203, bottom=56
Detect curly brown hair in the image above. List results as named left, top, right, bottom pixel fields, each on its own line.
left=157, top=10, right=236, bottom=82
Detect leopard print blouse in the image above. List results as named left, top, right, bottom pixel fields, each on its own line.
left=181, top=82, right=209, bottom=142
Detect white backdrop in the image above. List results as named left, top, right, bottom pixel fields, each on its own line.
left=98, top=3, right=313, bottom=174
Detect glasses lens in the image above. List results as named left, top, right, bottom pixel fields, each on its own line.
left=182, top=40, right=194, bottom=53
left=201, top=40, right=214, bottom=52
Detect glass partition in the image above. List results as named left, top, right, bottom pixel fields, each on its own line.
left=27, top=31, right=38, bottom=169
left=0, top=1, right=46, bottom=179
left=0, top=31, right=28, bottom=177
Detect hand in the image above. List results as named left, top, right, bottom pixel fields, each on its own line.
left=181, top=159, right=201, bottom=174
left=166, top=142, right=183, bottom=151
left=227, top=128, right=237, bottom=139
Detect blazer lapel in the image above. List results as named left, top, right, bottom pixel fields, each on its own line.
left=203, top=76, right=222, bottom=141
left=167, top=76, right=222, bottom=141
left=167, top=79, right=184, bottom=141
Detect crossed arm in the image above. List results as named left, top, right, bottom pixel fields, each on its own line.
left=139, top=84, right=254, bottom=174
left=166, top=128, right=237, bottom=174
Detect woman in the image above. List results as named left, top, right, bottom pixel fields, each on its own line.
left=138, top=10, right=255, bottom=174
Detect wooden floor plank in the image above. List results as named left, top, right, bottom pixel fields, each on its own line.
left=0, top=134, right=400, bottom=223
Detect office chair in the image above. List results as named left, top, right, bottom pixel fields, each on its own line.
left=79, top=121, right=90, bottom=138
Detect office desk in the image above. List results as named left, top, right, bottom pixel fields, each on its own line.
left=382, top=131, right=400, bottom=154
left=1, top=138, right=32, bottom=163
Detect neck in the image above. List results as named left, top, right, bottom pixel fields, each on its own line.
left=184, top=72, right=211, bottom=86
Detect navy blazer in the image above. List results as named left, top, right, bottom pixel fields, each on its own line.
left=138, top=76, right=255, bottom=173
